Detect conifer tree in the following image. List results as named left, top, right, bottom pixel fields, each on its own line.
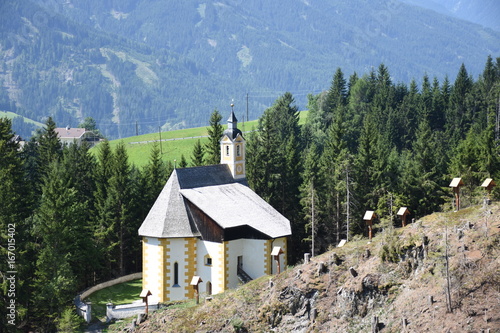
left=32, top=161, right=87, bottom=331
left=93, top=140, right=114, bottom=278
left=191, top=139, right=205, bottom=166
left=37, top=117, right=62, bottom=176
left=320, top=106, right=349, bottom=243
left=410, top=119, right=445, bottom=216
left=353, top=114, right=381, bottom=234
left=143, top=142, right=168, bottom=204
left=300, top=144, right=321, bottom=256
left=247, top=92, right=303, bottom=259
left=323, top=68, right=347, bottom=128
left=59, top=142, right=97, bottom=286
left=430, top=77, right=446, bottom=131
left=179, top=154, right=188, bottom=168
left=205, top=109, right=224, bottom=165
left=107, top=142, right=134, bottom=276
left=0, top=118, right=32, bottom=328
left=447, top=63, right=473, bottom=144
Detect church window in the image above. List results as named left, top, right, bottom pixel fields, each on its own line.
left=226, top=145, right=230, bottom=156
left=173, top=262, right=179, bottom=286
left=236, top=145, right=241, bottom=156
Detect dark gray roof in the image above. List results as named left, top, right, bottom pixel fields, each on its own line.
left=181, top=183, right=291, bottom=238
left=227, top=111, right=238, bottom=123
left=138, top=165, right=290, bottom=239
left=223, top=110, right=243, bottom=140
left=176, top=164, right=236, bottom=189
left=138, top=169, right=200, bottom=238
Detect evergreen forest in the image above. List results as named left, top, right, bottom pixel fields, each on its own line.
left=1, top=58, right=500, bottom=331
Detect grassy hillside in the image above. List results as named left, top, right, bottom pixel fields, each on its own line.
left=107, top=202, right=500, bottom=332
left=95, top=111, right=308, bottom=168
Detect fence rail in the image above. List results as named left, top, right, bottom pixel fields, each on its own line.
left=74, top=272, right=143, bottom=323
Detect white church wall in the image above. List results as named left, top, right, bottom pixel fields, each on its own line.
left=195, top=240, right=225, bottom=296
left=226, top=239, right=267, bottom=289
left=167, top=238, right=191, bottom=301
left=142, top=237, right=162, bottom=303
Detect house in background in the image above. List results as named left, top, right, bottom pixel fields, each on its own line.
left=138, top=110, right=291, bottom=303
left=54, top=126, right=99, bottom=146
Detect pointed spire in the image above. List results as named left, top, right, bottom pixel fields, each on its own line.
left=223, top=102, right=242, bottom=139
left=228, top=101, right=238, bottom=129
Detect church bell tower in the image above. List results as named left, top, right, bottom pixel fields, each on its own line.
left=220, top=104, right=245, bottom=179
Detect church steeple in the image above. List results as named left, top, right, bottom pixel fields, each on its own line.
left=220, top=103, right=245, bottom=179
left=223, top=103, right=242, bottom=140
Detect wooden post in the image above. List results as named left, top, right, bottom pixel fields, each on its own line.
left=271, top=247, right=284, bottom=274
left=190, top=276, right=203, bottom=305
left=139, top=289, right=152, bottom=315
left=397, top=207, right=410, bottom=227
left=449, top=178, right=464, bottom=211
left=363, top=211, right=376, bottom=241
left=481, top=178, right=496, bottom=202
left=368, top=221, right=373, bottom=241
left=453, top=187, right=460, bottom=210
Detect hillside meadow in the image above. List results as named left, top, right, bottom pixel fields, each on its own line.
left=92, top=111, right=308, bottom=168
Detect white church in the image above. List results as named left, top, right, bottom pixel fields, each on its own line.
left=138, top=109, right=292, bottom=302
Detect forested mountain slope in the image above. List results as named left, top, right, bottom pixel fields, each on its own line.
left=1, top=0, right=500, bottom=139
left=401, top=0, right=500, bottom=31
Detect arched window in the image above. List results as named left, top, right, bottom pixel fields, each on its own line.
left=173, top=262, right=179, bottom=286
left=236, top=145, right=240, bottom=156
left=226, top=145, right=230, bottom=156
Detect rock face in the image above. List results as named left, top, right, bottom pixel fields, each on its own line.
left=258, top=285, right=318, bottom=332
left=336, top=274, right=385, bottom=319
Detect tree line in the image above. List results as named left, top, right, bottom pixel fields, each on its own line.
left=1, top=56, right=499, bottom=331
left=0, top=117, right=175, bottom=331
left=245, top=57, right=500, bottom=261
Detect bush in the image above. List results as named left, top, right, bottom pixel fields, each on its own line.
left=56, top=307, right=84, bottom=333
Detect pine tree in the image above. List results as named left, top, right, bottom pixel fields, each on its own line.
left=246, top=92, right=303, bottom=260
left=300, top=145, right=320, bottom=256
left=143, top=142, right=168, bottom=205
left=191, top=139, right=205, bottom=166
left=323, top=68, right=347, bottom=128
left=353, top=114, right=381, bottom=234
left=93, top=140, right=114, bottom=279
left=430, top=77, right=446, bottom=131
left=447, top=63, right=473, bottom=144
left=320, top=106, right=349, bottom=243
left=410, top=120, right=446, bottom=216
left=107, top=142, right=134, bottom=276
left=32, top=161, right=86, bottom=331
left=205, top=109, right=224, bottom=165
left=0, top=118, right=32, bottom=328
left=179, top=154, right=188, bottom=168
left=60, top=142, right=97, bottom=287
left=37, top=117, right=62, bottom=176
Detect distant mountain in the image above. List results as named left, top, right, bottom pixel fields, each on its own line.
left=401, top=0, right=500, bottom=31
left=1, top=0, right=499, bottom=139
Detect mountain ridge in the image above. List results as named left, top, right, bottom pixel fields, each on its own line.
left=1, top=0, right=499, bottom=139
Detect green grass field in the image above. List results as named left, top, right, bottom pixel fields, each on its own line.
left=92, top=111, right=308, bottom=168
left=0, top=111, right=44, bottom=126
left=85, top=279, right=143, bottom=320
